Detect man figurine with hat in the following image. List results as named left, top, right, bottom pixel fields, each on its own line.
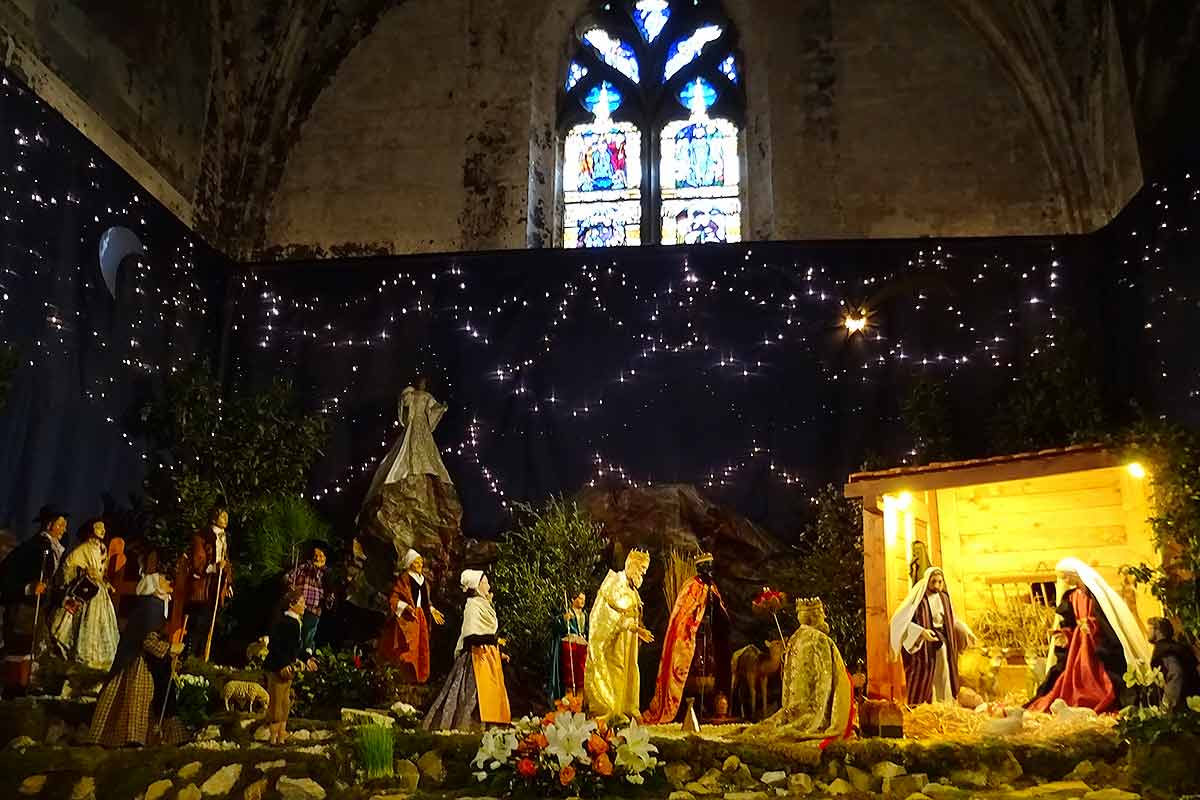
left=376, top=548, right=444, bottom=682
left=0, top=506, right=68, bottom=693
left=643, top=550, right=731, bottom=723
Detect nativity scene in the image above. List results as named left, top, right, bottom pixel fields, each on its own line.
left=1, top=0, right=1199, bottom=798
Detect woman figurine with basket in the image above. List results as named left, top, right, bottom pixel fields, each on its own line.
left=50, top=519, right=119, bottom=670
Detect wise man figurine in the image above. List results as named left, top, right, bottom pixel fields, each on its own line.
left=643, top=551, right=730, bottom=723
left=172, top=506, right=233, bottom=659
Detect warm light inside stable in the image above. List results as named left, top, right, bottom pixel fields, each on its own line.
left=1126, top=462, right=1147, bottom=479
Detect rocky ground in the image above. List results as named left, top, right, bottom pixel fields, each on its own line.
left=1, top=698, right=1194, bottom=800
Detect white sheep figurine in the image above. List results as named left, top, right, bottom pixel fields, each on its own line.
left=222, top=679, right=270, bottom=714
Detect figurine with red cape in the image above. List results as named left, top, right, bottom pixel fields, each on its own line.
left=1028, top=558, right=1151, bottom=713
left=643, top=552, right=730, bottom=723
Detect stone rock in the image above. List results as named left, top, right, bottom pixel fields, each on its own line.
left=145, top=780, right=174, bottom=800
left=903, top=795, right=932, bottom=800
left=1083, top=791, right=1140, bottom=800
left=178, top=763, right=203, bottom=781
left=19, top=775, right=47, bottom=796
left=685, top=782, right=713, bottom=796
left=990, top=753, right=1023, bottom=787
left=699, top=768, right=724, bottom=788
left=759, top=771, right=787, bottom=786
left=921, top=785, right=967, bottom=800
left=255, top=760, right=287, bottom=772
left=958, top=687, right=984, bottom=709
left=276, top=777, right=327, bottom=800
left=201, top=764, right=242, bottom=796
left=722, top=756, right=742, bottom=773
left=340, top=708, right=394, bottom=727
left=1065, top=762, right=1096, bottom=782
left=872, top=761, right=907, bottom=780
left=70, top=778, right=96, bottom=800
left=243, top=780, right=268, bottom=800
left=884, top=774, right=928, bottom=798
left=722, top=793, right=768, bottom=800
left=948, top=769, right=988, bottom=789
left=846, top=765, right=876, bottom=793
left=177, top=785, right=202, bottom=800
left=45, top=719, right=68, bottom=745
left=666, top=762, right=695, bottom=788
left=826, top=778, right=854, bottom=795
left=252, top=726, right=272, bottom=742
left=289, top=728, right=312, bottom=741
left=417, top=750, right=446, bottom=785
left=368, top=795, right=411, bottom=800
left=394, top=759, right=421, bottom=792
left=239, top=719, right=255, bottom=729
left=787, top=774, right=814, bottom=795
left=197, top=725, right=223, bottom=742
left=310, top=729, right=334, bottom=741
left=1005, top=782, right=1094, bottom=799
left=352, top=475, right=464, bottom=613
left=733, top=764, right=756, bottom=789
left=670, top=793, right=697, bottom=800
left=8, top=735, right=37, bottom=751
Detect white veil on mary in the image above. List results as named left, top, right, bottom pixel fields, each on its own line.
left=1055, top=557, right=1151, bottom=666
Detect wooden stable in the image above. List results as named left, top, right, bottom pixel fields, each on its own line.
left=844, top=445, right=1161, bottom=701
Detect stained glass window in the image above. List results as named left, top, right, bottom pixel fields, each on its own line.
left=660, top=87, right=740, bottom=244
left=719, top=55, right=739, bottom=84
left=664, top=25, right=723, bottom=80
left=566, top=61, right=589, bottom=92
left=560, top=2, right=743, bottom=248
left=563, top=119, right=643, bottom=249
left=634, top=0, right=671, bottom=43
left=583, top=29, right=641, bottom=84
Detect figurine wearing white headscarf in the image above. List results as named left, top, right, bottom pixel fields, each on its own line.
left=377, top=549, right=444, bottom=683
left=1028, top=558, right=1151, bottom=713
left=422, top=569, right=511, bottom=730
left=889, top=567, right=975, bottom=705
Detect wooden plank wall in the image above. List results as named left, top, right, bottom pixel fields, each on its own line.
left=935, top=467, right=1160, bottom=627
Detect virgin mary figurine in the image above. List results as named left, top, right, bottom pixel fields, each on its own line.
left=361, top=376, right=451, bottom=514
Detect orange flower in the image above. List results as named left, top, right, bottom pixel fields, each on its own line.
left=559, top=765, right=577, bottom=786
left=555, top=697, right=569, bottom=712
left=529, top=732, right=549, bottom=751
left=586, top=733, right=608, bottom=756
left=517, top=758, right=538, bottom=779
left=592, top=753, right=613, bottom=777
left=594, top=717, right=608, bottom=736
left=542, top=711, right=558, bottom=727
left=568, top=694, right=584, bottom=713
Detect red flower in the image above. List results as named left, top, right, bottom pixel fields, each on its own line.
left=353, top=654, right=362, bottom=669
left=517, top=758, right=538, bottom=779
left=559, top=765, right=576, bottom=786
left=592, top=753, right=613, bottom=777
left=586, top=733, right=608, bottom=757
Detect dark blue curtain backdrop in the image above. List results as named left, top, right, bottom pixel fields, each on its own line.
left=230, top=168, right=1199, bottom=540
left=0, top=68, right=227, bottom=536
left=2, top=63, right=1198, bottom=546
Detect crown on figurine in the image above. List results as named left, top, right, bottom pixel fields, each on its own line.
left=625, top=548, right=650, bottom=570
left=795, top=596, right=825, bottom=614
left=694, top=551, right=714, bottom=566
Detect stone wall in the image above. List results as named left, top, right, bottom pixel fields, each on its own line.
left=1, top=0, right=1156, bottom=257
left=261, top=0, right=1143, bottom=258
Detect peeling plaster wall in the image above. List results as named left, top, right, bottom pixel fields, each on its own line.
left=266, top=0, right=1142, bottom=258
left=0, top=0, right=209, bottom=224
left=770, top=0, right=1064, bottom=239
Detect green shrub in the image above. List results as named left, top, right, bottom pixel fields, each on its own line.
left=240, top=495, right=330, bottom=585
left=490, top=497, right=606, bottom=676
